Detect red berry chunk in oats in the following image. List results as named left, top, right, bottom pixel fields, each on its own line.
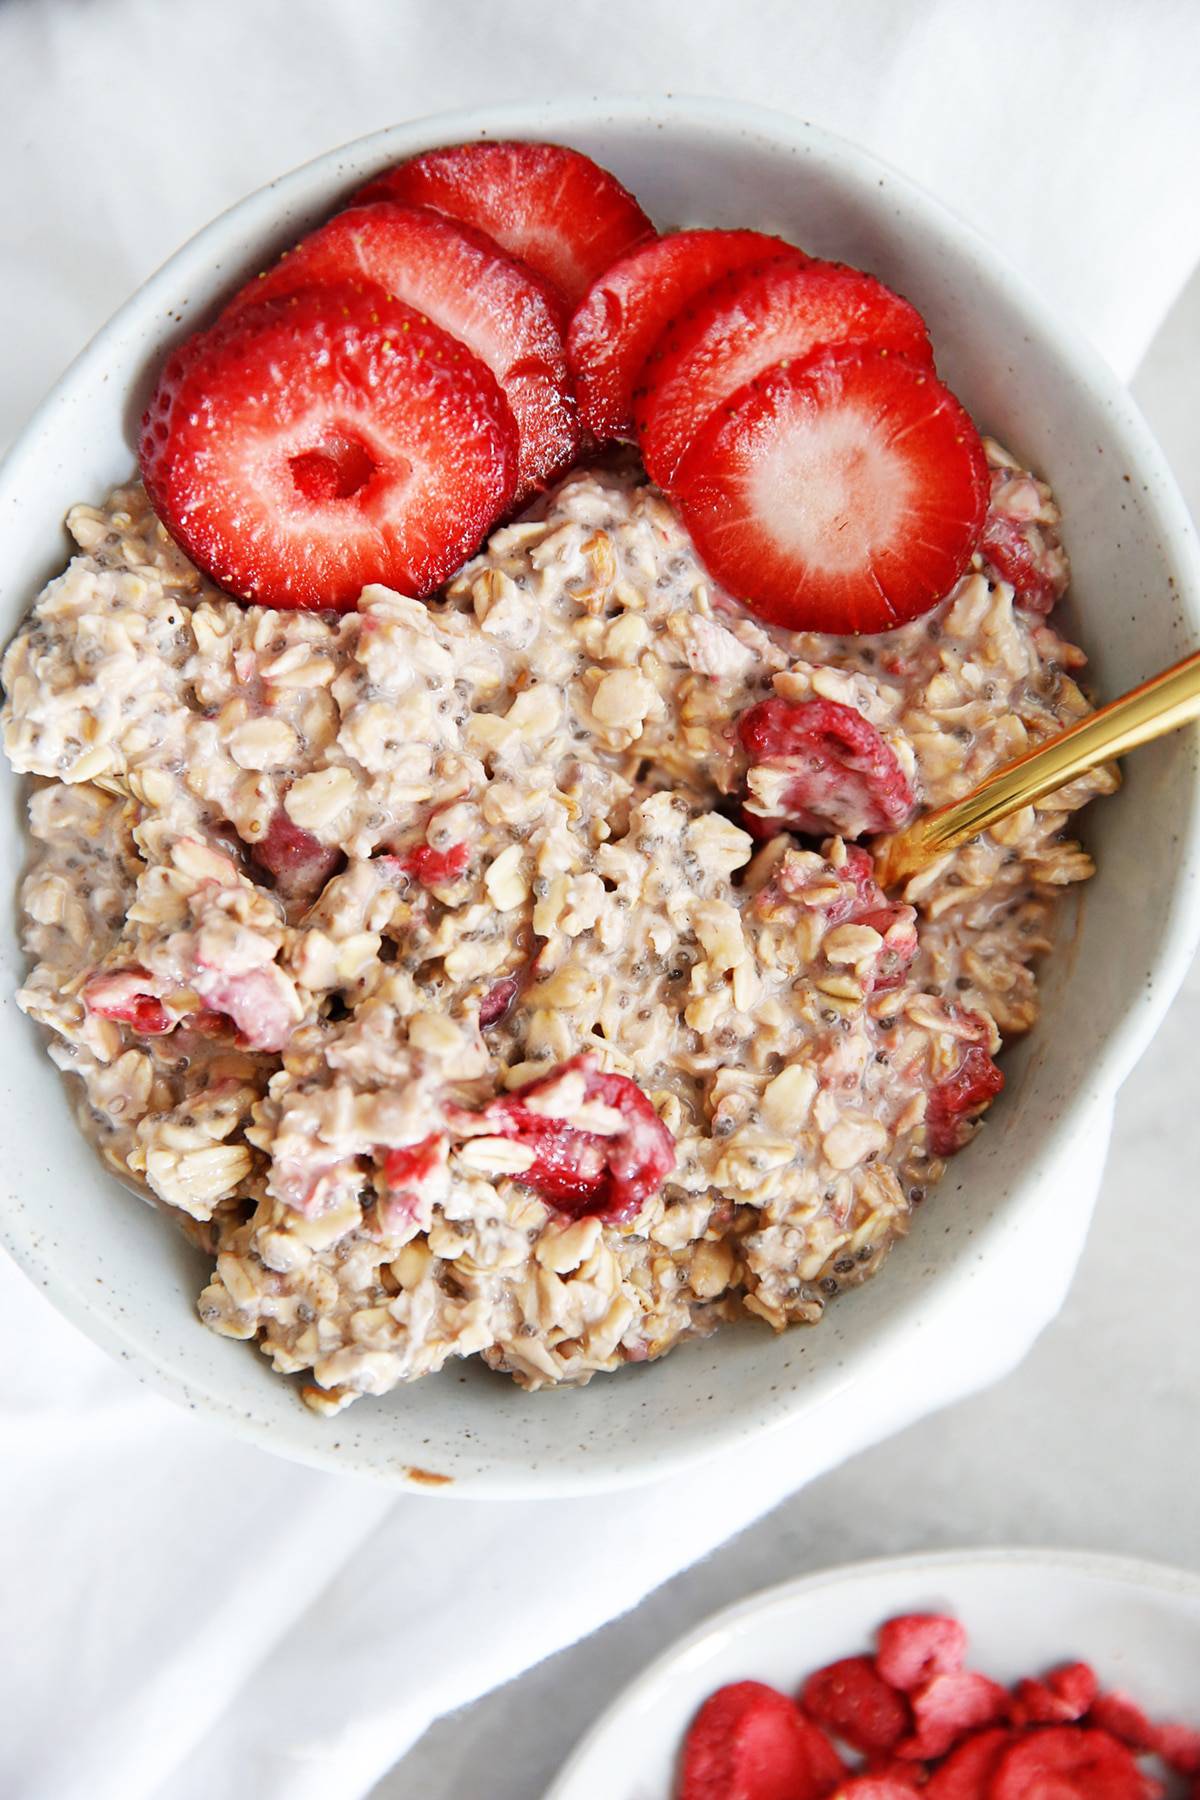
left=738, top=697, right=915, bottom=841
left=478, top=974, right=522, bottom=1027
left=678, top=1680, right=846, bottom=1800
left=452, top=1054, right=675, bottom=1222
left=83, top=969, right=171, bottom=1035
left=400, top=841, right=471, bottom=886
left=875, top=1614, right=969, bottom=1693
left=989, top=1725, right=1155, bottom=1800
left=801, top=1657, right=911, bottom=1756
left=925, top=1038, right=1005, bottom=1157
left=250, top=808, right=345, bottom=907
left=383, top=1135, right=446, bottom=1192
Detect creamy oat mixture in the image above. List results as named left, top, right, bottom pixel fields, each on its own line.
left=0, top=443, right=1114, bottom=1410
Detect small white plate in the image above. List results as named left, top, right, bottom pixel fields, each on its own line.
left=545, top=1548, right=1200, bottom=1799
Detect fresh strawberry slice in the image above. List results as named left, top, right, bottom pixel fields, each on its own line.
left=225, top=203, right=577, bottom=499
left=738, top=696, right=916, bottom=840
left=140, top=283, right=517, bottom=609
left=83, top=968, right=172, bottom=1035
left=352, top=140, right=655, bottom=307
left=800, top=1656, right=911, bottom=1756
left=926, top=1039, right=1005, bottom=1156
left=679, top=1681, right=846, bottom=1800
left=567, top=230, right=803, bottom=440
left=988, top=1726, right=1155, bottom=1800
left=637, top=259, right=933, bottom=487
left=448, top=1053, right=675, bottom=1222
left=671, top=347, right=989, bottom=635
left=249, top=807, right=345, bottom=907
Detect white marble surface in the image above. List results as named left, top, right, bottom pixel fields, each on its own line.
left=379, top=268, right=1200, bottom=1798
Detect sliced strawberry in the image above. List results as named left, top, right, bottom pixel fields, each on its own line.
left=249, top=807, right=345, bottom=907
left=801, top=1656, right=911, bottom=1756
left=568, top=230, right=803, bottom=440
left=140, top=284, right=517, bottom=609
left=448, top=1053, right=675, bottom=1222
left=738, top=696, right=916, bottom=840
left=83, top=968, right=171, bottom=1035
left=875, top=1615, right=969, bottom=1693
left=671, top=347, right=989, bottom=635
left=352, top=140, right=654, bottom=307
left=926, top=1039, right=1004, bottom=1157
left=226, top=203, right=577, bottom=499
left=988, top=1726, right=1155, bottom=1800
left=678, top=1680, right=846, bottom=1800
left=637, top=259, right=933, bottom=487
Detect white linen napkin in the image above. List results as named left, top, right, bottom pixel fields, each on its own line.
left=2, top=2, right=1197, bottom=1796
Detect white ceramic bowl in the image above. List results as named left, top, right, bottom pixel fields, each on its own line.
left=2, top=97, right=1198, bottom=1494
left=545, top=1548, right=1200, bottom=1798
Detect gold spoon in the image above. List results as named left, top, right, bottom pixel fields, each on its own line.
left=872, top=647, right=1200, bottom=890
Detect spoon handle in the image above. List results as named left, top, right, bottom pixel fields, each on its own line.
left=873, top=646, right=1200, bottom=889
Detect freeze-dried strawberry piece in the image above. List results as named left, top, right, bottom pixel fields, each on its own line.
left=738, top=697, right=915, bottom=841
left=1010, top=1662, right=1098, bottom=1725
left=250, top=808, right=345, bottom=908
left=801, top=1657, right=911, bottom=1756
left=678, top=1680, right=846, bottom=1800
left=876, top=1615, right=969, bottom=1693
left=478, top=974, right=522, bottom=1027
left=988, top=1725, right=1155, bottom=1799
left=192, top=965, right=298, bottom=1053
left=1088, top=1691, right=1159, bottom=1753
left=401, top=841, right=471, bottom=886
left=896, top=1671, right=1008, bottom=1761
left=383, top=1135, right=445, bottom=1192
left=828, top=1780, right=919, bottom=1799
left=1157, top=1722, right=1200, bottom=1775
left=924, top=1728, right=1014, bottom=1798
left=980, top=513, right=1068, bottom=616
left=453, top=1053, right=675, bottom=1222
left=857, top=1761, right=924, bottom=1792
left=83, top=968, right=172, bottom=1035
left=925, top=1041, right=1004, bottom=1157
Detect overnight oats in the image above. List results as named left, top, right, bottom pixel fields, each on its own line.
left=0, top=140, right=1115, bottom=1412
